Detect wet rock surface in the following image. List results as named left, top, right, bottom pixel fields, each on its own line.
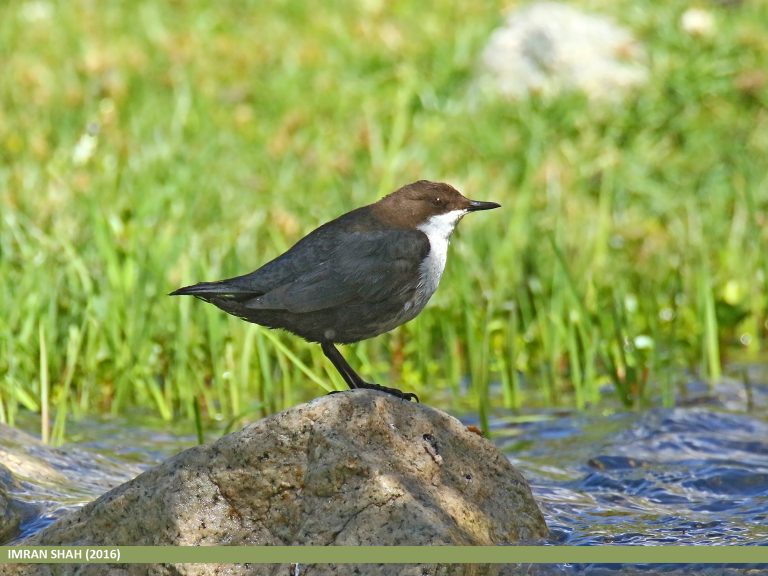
left=0, top=423, right=145, bottom=544
left=10, top=391, right=546, bottom=576
left=0, top=467, right=24, bottom=543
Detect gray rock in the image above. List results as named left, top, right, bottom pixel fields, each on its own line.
left=13, top=391, right=547, bottom=576
left=477, top=1, right=648, bottom=101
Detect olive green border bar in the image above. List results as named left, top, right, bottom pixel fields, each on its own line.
left=1, top=546, right=767, bottom=564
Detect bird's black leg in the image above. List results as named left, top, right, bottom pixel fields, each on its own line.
left=320, top=342, right=419, bottom=402
left=320, top=342, right=358, bottom=389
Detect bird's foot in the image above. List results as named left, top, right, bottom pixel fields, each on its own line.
left=354, top=381, right=419, bottom=402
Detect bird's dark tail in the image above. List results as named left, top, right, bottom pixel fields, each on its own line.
left=169, top=281, right=256, bottom=300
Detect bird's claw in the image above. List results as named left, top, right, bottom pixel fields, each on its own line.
left=326, top=383, right=419, bottom=402
left=355, top=381, right=419, bottom=403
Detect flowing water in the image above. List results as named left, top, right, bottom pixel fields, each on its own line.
left=491, top=371, right=768, bottom=574
left=501, top=375, right=768, bottom=549
left=2, top=371, right=767, bottom=573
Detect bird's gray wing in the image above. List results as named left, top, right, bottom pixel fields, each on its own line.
left=171, top=224, right=353, bottom=300
left=243, top=229, right=430, bottom=313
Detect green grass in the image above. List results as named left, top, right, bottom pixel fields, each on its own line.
left=1, top=0, right=767, bottom=441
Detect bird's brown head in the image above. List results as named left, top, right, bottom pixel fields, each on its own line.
left=373, top=180, right=500, bottom=234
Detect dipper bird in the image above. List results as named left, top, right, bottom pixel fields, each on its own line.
left=171, top=180, right=500, bottom=402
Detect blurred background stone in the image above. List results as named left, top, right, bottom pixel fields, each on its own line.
left=477, top=1, right=648, bottom=101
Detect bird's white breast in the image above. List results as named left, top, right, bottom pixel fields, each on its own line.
left=406, top=209, right=467, bottom=315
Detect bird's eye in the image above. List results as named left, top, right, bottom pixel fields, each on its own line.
left=433, top=197, right=442, bottom=206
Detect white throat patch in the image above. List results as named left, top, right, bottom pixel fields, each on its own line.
left=411, top=209, right=467, bottom=309
left=417, top=209, right=467, bottom=242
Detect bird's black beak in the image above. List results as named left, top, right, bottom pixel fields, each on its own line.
left=467, top=200, right=501, bottom=212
